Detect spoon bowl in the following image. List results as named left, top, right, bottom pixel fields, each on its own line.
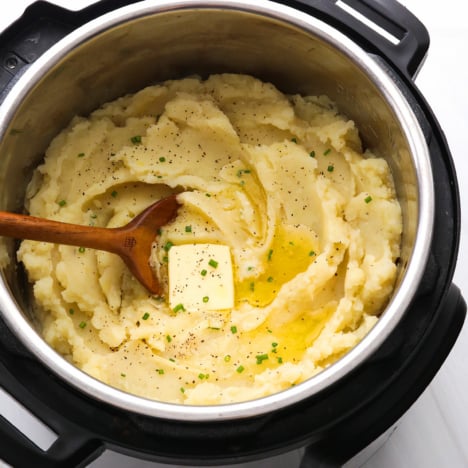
left=0, top=194, right=181, bottom=295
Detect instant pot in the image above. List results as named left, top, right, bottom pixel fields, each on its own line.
left=0, top=1, right=465, bottom=467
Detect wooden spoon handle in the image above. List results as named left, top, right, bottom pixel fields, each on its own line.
left=0, top=211, right=121, bottom=254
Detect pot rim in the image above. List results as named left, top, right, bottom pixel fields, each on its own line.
left=0, top=0, right=434, bottom=421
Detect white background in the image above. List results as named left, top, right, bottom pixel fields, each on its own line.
left=0, top=1, right=467, bottom=467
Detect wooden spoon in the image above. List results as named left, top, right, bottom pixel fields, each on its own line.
left=0, top=194, right=180, bottom=295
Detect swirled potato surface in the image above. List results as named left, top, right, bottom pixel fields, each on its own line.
left=18, top=74, right=401, bottom=404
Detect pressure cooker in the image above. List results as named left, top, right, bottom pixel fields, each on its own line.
left=0, top=0, right=465, bottom=467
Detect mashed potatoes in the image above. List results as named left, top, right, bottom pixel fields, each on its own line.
left=18, top=74, right=402, bottom=404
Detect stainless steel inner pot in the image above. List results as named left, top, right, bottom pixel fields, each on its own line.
left=0, top=0, right=433, bottom=421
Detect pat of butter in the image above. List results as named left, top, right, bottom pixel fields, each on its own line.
left=168, top=244, right=234, bottom=311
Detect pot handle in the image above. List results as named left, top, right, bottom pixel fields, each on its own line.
left=0, top=0, right=428, bottom=100
left=289, top=0, right=430, bottom=78
left=0, top=0, right=141, bottom=103
left=0, top=357, right=104, bottom=467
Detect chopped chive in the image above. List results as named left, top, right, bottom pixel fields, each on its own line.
left=202, top=296, right=209, bottom=303
left=327, top=165, right=334, bottom=172
left=237, top=169, right=252, bottom=177
left=236, top=365, right=245, bottom=373
left=58, top=199, right=66, bottom=207
left=256, top=353, right=269, bottom=364
left=364, top=195, right=373, bottom=203
left=162, top=255, right=169, bottom=263
left=277, top=357, right=283, bottom=364
left=208, top=259, right=218, bottom=268
left=249, top=282, right=255, bottom=292
left=79, top=321, right=87, bottom=329
left=224, top=355, right=231, bottom=362
left=142, top=312, right=150, bottom=320
left=130, top=135, right=142, bottom=144
left=157, top=369, right=164, bottom=375
left=198, top=373, right=209, bottom=380
left=173, top=303, right=185, bottom=313
left=120, top=373, right=126, bottom=377
left=272, top=342, right=278, bottom=348
left=111, top=190, right=118, bottom=197
left=205, top=193, right=211, bottom=197
left=185, top=225, right=192, bottom=233
left=169, top=358, right=176, bottom=362
left=163, top=241, right=174, bottom=252
left=267, top=276, right=274, bottom=283
left=159, top=156, right=166, bottom=162
left=309, top=151, right=316, bottom=158
left=69, top=308, right=74, bottom=315
left=309, top=250, right=316, bottom=256
left=323, top=148, right=332, bottom=155
left=78, top=247, right=86, bottom=253
left=200, top=269, right=208, bottom=277
left=166, top=335, right=172, bottom=342
left=180, top=387, right=185, bottom=393
left=267, top=249, right=273, bottom=261
left=77, top=152, right=85, bottom=158
left=230, top=325, right=237, bottom=334
left=291, top=137, right=297, bottom=143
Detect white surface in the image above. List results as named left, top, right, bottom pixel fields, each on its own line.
left=0, top=1, right=467, bottom=467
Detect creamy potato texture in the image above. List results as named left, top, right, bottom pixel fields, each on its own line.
left=18, top=74, right=402, bottom=404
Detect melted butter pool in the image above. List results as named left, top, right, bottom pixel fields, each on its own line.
left=236, top=225, right=318, bottom=308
